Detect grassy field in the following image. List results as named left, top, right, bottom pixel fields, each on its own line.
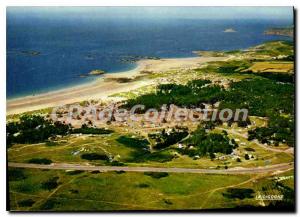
left=245, top=61, right=293, bottom=74
left=7, top=125, right=293, bottom=170
left=9, top=167, right=293, bottom=211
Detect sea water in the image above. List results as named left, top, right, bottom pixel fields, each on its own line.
left=7, top=13, right=292, bottom=98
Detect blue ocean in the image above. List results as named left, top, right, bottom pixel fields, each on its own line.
left=7, top=12, right=292, bottom=98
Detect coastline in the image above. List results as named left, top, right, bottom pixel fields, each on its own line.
left=7, top=56, right=226, bottom=115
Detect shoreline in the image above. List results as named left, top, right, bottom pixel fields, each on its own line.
left=7, top=56, right=226, bottom=115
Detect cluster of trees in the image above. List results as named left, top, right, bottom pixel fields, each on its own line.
left=72, top=124, right=113, bottom=134
left=6, top=115, right=114, bottom=147
left=219, top=78, right=294, bottom=117
left=220, top=78, right=294, bottom=146
left=248, top=114, right=294, bottom=147
left=149, top=127, right=189, bottom=149
left=254, top=72, right=294, bottom=83
left=125, top=79, right=223, bottom=109
left=183, top=127, right=237, bottom=158
left=7, top=115, right=70, bottom=147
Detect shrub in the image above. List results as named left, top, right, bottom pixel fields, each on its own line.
left=28, top=158, right=52, bottom=165
left=66, top=170, right=84, bottom=175
left=245, top=154, right=250, bottom=160
left=18, top=199, right=35, bottom=207
left=40, top=199, right=60, bottom=210
left=109, top=161, right=125, bottom=166
left=222, top=188, right=255, bottom=199
left=144, top=172, right=169, bottom=179
left=115, top=170, right=125, bottom=174
left=81, top=153, right=109, bottom=161
left=70, top=189, right=79, bottom=194
left=136, top=183, right=150, bottom=188
left=8, top=168, right=26, bottom=181
left=42, top=177, right=59, bottom=191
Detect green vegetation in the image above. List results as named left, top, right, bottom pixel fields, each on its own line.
left=42, top=177, right=60, bottom=191
left=8, top=168, right=294, bottom=211
left=72, top=124, right=113, bottom=135
left=128, top=149, right=174, bottom=163
left=252, top=41, right=293, bottom=57
left=136, top=183, right=150, bottom=188
left=6, top=115, right=113, bottom=148
left=149, top=127, right=188, bottom=149
left=6, top=115, right=70, bottom=147
left=216, top=60, right=251, bottom=74
left=66, top=170, right=84, bottom=175
left=248, top=114, right=294, bottom=147
left=245, top=154, right=250, bottom=160
left=7, top=41, right=295, bottom=211
left=8, top=168, right=26, bottom=181
left=45, top=141, right=58, bottom=146
left=81, top=153, right=109, bottom=161
left=254, top=72, right=294, bottom=83
left=116, top=135, right=149, bottom=149
left=220, top=78, right=294, bottom=116
left=40, top=199, right=60, bottom=210
left=115, top=135, right=174, bottom=163
left=28, top=158, right=53, bottom=165
left=183, top=127, right=237, bottom=158
left=222, top=188, right=255, bottom=199
left=144, top=172, right=169, bottom=179
left=125, top=79, right=222, bottom=109
left=18, top=199, right=35, bottom=207
left=219, top=78, right=294, bottom=146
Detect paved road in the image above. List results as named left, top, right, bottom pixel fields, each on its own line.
left=8, top=162, right=293, bottom=175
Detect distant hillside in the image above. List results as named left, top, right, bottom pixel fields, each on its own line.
left=264, top=27, right=293, bottom=37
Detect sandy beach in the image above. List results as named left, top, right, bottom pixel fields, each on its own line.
left=7, top=56, right=226, bottom=115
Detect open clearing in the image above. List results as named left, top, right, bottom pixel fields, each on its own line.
left=8, top=168, right=293, bottom=211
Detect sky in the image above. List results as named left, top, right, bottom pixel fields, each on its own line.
left=7, top=6, right=293, bottom=20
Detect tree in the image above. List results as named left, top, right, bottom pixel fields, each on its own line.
left=210, top=152, right=216, bottom=160
left=245, top=154, right=250, bottom=160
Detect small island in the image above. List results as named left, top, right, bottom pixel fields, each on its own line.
left=20, top=50, right=41, bottom=56
left=79, top=69, right=106, bottom=78
left=88, top=69, right=106, bottom=75
left=223, top=28, right=236, bottom=33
